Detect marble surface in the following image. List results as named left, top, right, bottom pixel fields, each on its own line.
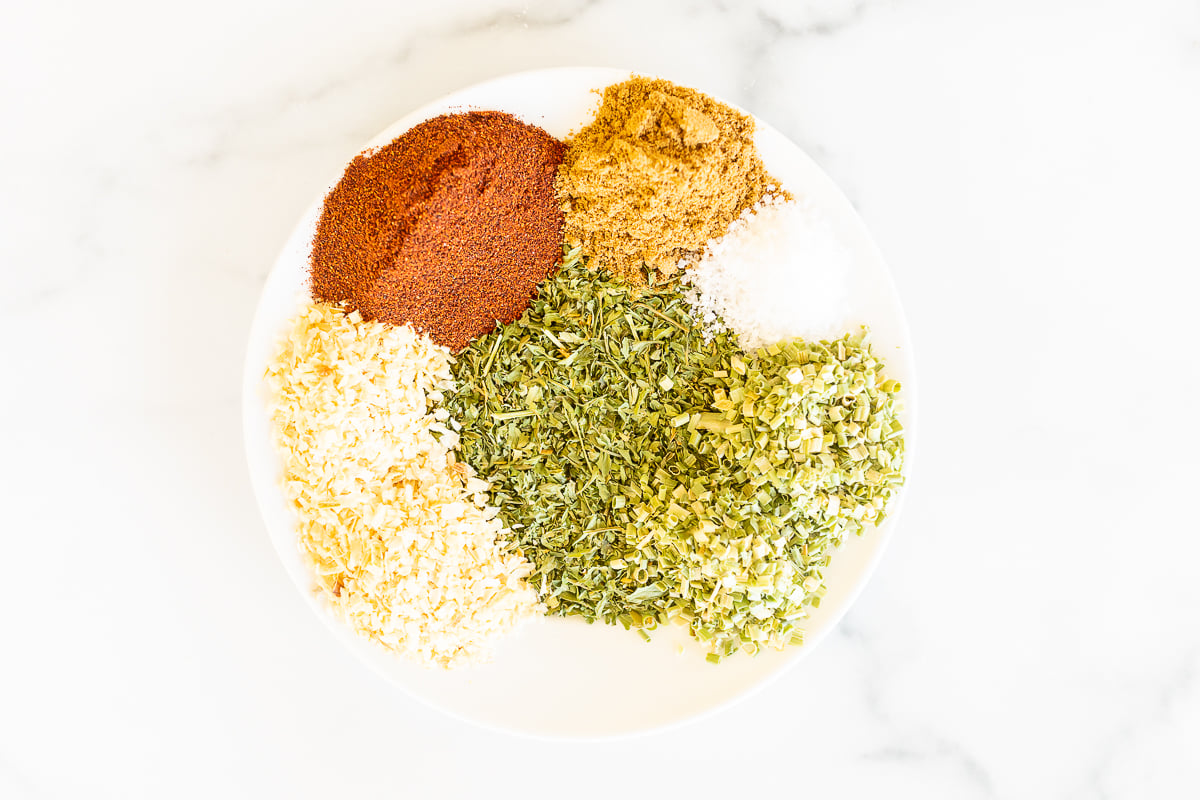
left=2, top=0, right=1198, bottom=797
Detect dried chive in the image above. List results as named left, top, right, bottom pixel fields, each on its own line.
left=445, top=249, right=905, bottom=659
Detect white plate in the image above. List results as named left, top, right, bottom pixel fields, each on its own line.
left=243, top=67, right=917, bottom=739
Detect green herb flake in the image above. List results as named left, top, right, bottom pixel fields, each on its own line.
left=445, top=250, right=905, bottom=659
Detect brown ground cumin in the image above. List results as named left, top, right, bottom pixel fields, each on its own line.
left=555, top=77, right=783, bottom=286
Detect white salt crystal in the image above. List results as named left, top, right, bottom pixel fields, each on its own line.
left=683, top=195, right=851, bottom=350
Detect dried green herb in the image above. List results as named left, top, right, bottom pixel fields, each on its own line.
left=445, top=249, right=904, bottom=659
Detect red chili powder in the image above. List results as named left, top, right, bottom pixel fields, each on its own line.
left=310, top=111, right=566, bottom=351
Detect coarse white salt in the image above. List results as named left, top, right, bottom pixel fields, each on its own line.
left=683, top=195, right=852, bottom=350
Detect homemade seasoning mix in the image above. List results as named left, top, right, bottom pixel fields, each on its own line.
left=265, top=75, right=906, bottom=669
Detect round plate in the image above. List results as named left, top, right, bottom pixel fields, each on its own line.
left=243, top=67, right=917, bottom=739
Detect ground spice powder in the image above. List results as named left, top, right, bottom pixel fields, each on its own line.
left=311, top=111, right=565, bottom=351
left=556, top=77, right=783, bottom=286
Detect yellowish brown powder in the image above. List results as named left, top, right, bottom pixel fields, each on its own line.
left=556, top=77, right=783, bottom=285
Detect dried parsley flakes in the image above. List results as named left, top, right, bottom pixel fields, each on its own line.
left=445, top=250, right=904, bottom=659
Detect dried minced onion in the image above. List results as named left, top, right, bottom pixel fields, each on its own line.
left=265, top=302, right=541, bottom=669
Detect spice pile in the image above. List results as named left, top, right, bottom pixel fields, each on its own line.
left=264, top=75, right=905, bottom=669
left=684, top=194, right=852, bottom=348
left=266, top=303, right=540, bottom=667
left=311, top=111, right=565, bottom=351
left=555, top=77, right=782, bottom=285
left=447, top=253, right=903, bottom=658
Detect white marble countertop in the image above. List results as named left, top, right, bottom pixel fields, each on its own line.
left=3, top=1, right=1198, bottom=797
